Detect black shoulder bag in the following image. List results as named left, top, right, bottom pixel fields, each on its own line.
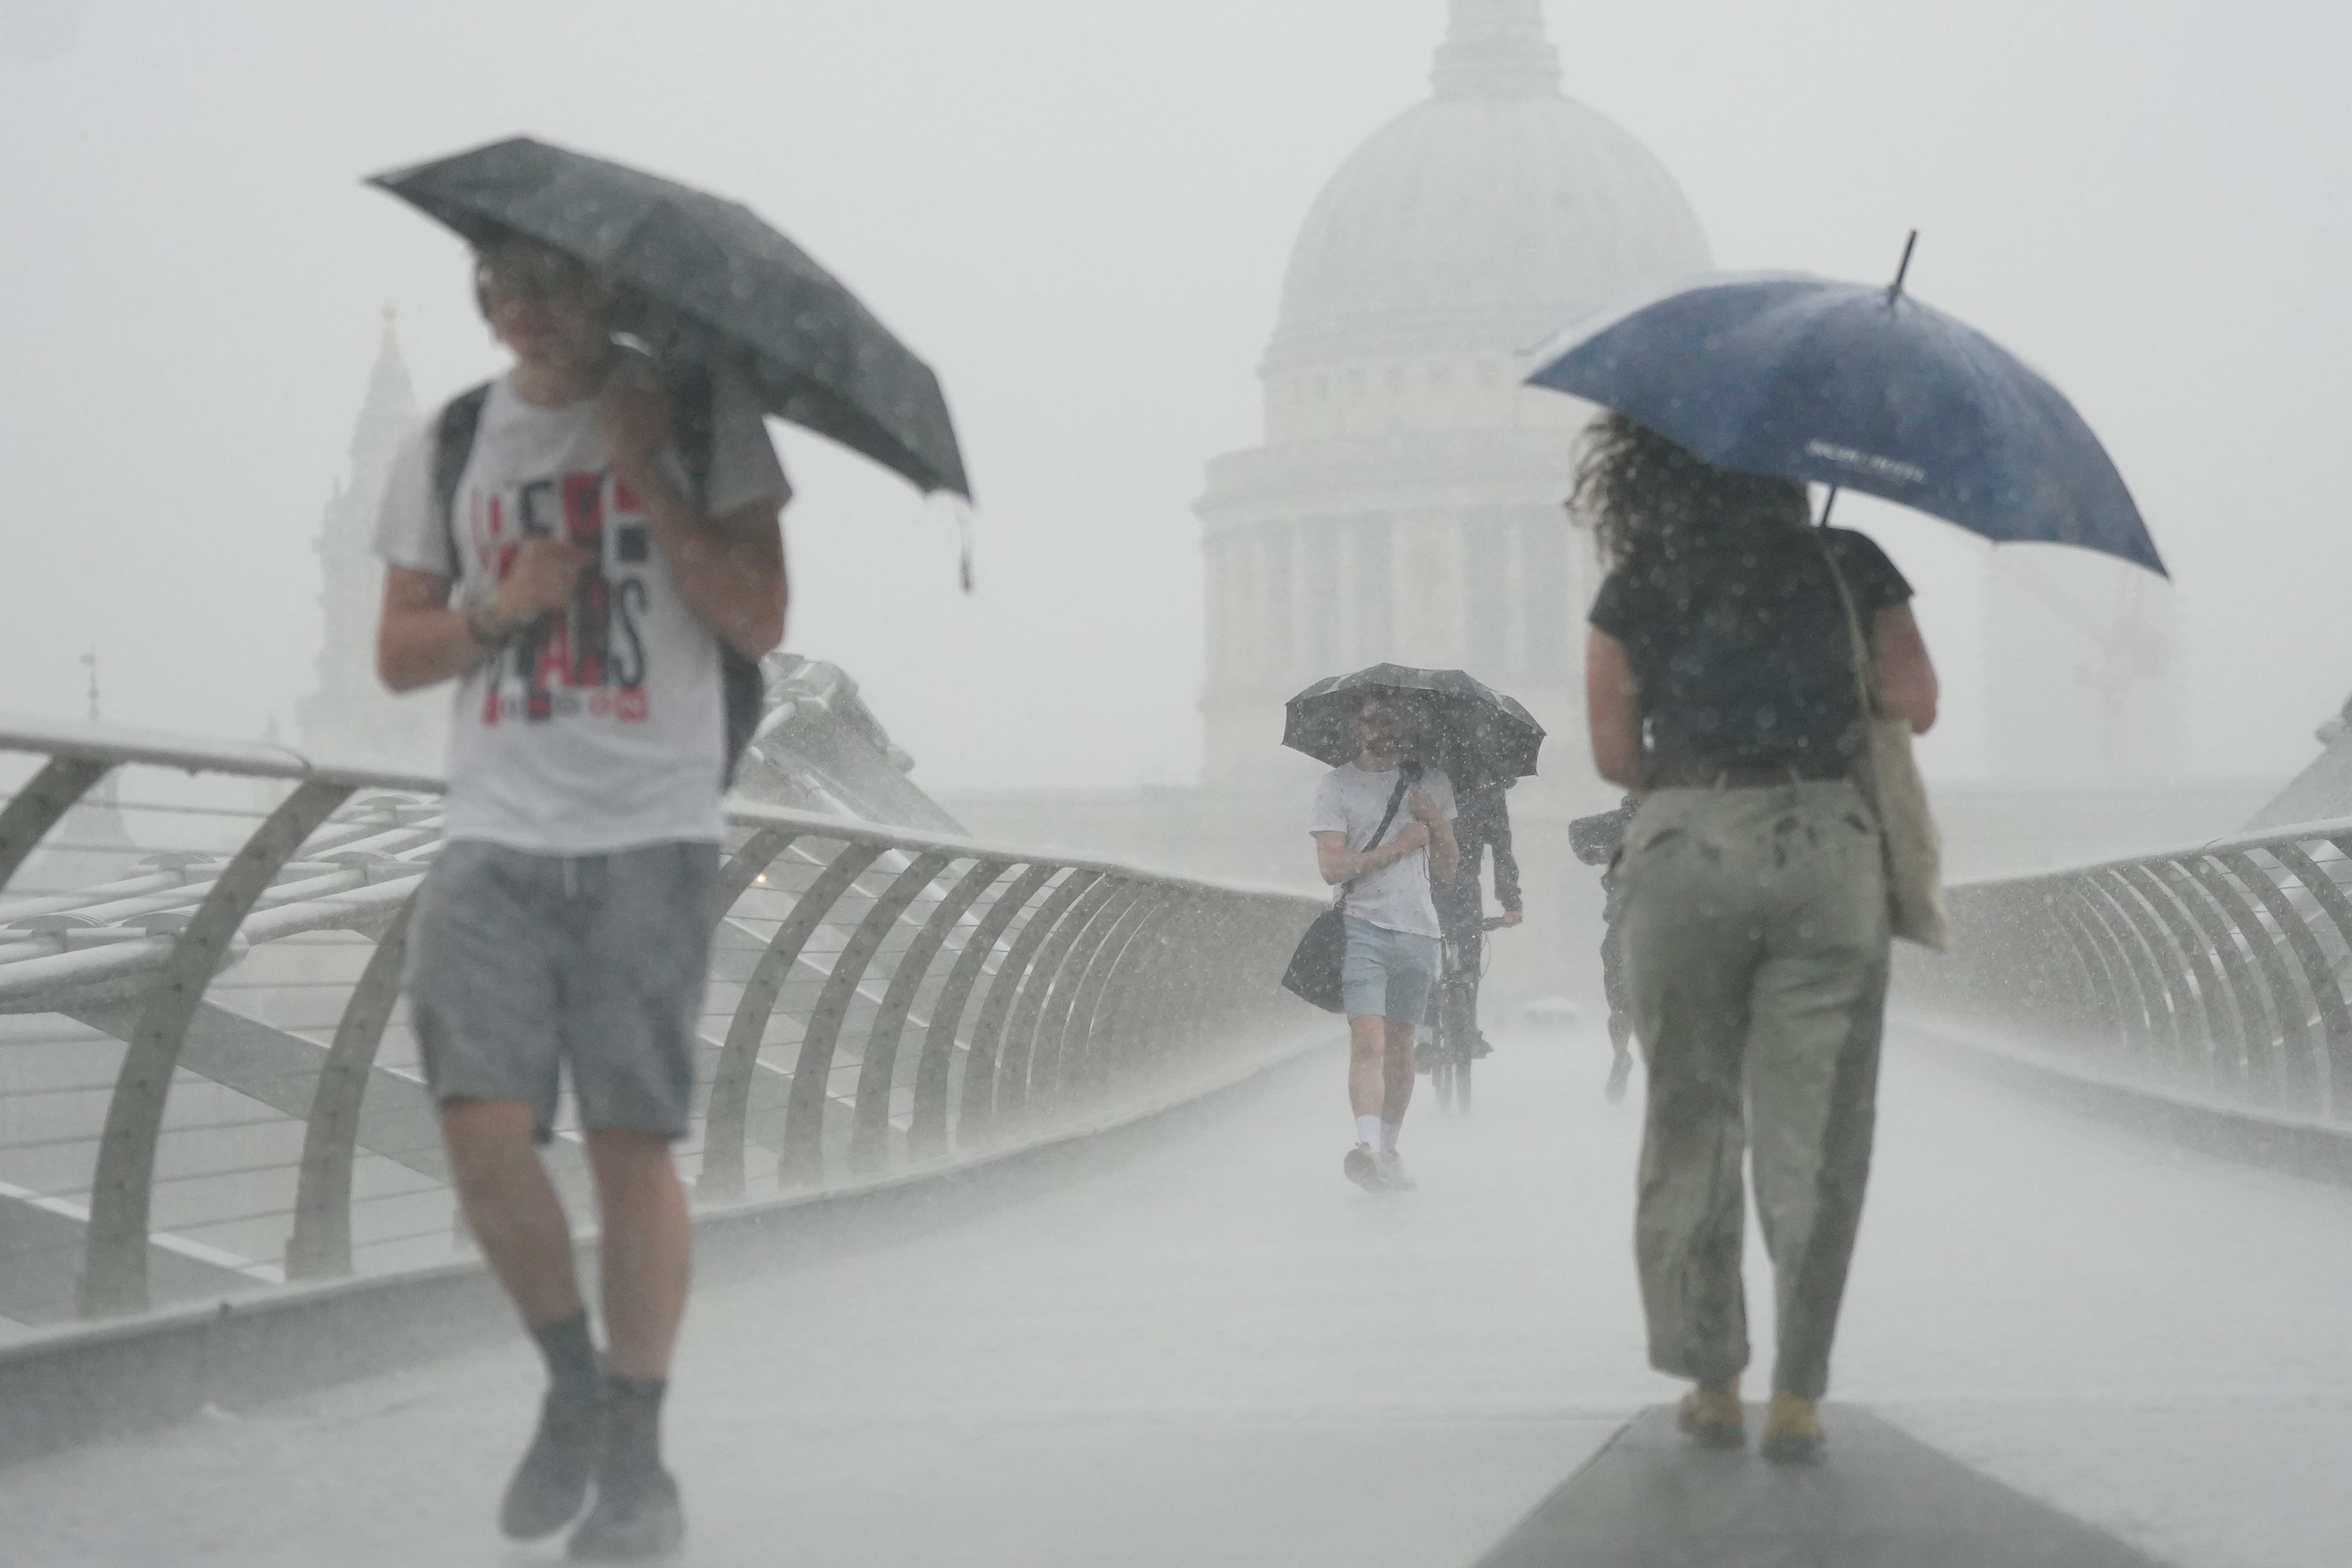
left=1280, top=765, right=1417, bottom=1013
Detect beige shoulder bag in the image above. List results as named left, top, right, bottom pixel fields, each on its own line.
left=1817, top=534, right=1950, bottom=951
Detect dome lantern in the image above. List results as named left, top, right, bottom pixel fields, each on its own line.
left=1263, top=3, right=1709, bottom=385
left=1433, top=0, right=1560, bottom=99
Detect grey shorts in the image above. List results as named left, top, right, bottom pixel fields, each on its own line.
left=407, top=838, right=719, bottom=1142
left=1340, top=916, right=1441, bottom=1024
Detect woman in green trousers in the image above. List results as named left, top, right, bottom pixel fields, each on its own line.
left=1576, top=415, right=1940, bottom=1463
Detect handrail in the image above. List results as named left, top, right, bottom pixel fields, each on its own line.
left=0, top=716, right=1324, bottom=1322
left=0, top=710, right=442, bottom=791
left=1914, top=810, right=2352, bottom=1131
left=1947, top=809, right=2352, bottom=889
left=0, top=713, right=1312, bottom=901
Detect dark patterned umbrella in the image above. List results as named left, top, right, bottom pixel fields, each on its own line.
left=1283, top=664, right=1544, bottom=783
left=370, top=136, right=970, bottom=499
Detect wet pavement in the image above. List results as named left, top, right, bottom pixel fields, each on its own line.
left=1479, top=1404, right=2164, bottom=1567
left=2, top=1017, right=2346, bottom=1566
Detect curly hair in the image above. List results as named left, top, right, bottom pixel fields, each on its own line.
left=1569, top=412, right=1811, bottom=599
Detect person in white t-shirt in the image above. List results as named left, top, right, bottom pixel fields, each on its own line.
left=1308, top=693, right=1459, bottom=1192
left=373, top=236, right=788, bottom=1560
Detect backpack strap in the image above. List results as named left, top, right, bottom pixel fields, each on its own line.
left=661, top=358, right=717, bottom=503
left=658, top=361, right=766, bottom=788
left=432, top=382, right=494, bottom=578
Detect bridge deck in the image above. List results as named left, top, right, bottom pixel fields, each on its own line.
left=3, top=1022, right=2347, bottom=1566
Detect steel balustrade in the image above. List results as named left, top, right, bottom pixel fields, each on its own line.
left=0, top=719, right=1324, bottom=1322
left=78, top=779, right=357, bottom=1316
left=1913, top=813, right=2352, bottom=1125
left=283, top=892, right=420, bottom=1281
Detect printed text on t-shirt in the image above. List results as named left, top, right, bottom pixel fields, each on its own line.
left=470, top=469, right=659, bottom=726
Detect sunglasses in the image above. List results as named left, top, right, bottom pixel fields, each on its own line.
left=476, top=248, right=599, bottom=304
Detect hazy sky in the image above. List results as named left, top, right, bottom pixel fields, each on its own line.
left=2, top=1, right=2347, bottom=791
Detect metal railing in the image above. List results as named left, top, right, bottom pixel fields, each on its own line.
left=1906, top=813, right=2352, bottom=1128
left=0, top=716, right=1323, bottom=1325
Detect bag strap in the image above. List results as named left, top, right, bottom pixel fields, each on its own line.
left=1336, top=763, right=1419, bottom=912
left=1811, top=527, right=1882, bottom=724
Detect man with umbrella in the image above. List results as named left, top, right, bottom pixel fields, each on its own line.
left=364, top=135, right=965, bottom=1558
left=1292, top=667, right=1541, bottom=1183
left=373, top=229, right=788, bottom=1558
left=1304, top=689, right=1461, bottom=1191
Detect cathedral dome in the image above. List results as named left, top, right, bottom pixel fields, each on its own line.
left=1196, top=3, right=1714, bottom=789
left=1266, top=0, right=1710, bottom=374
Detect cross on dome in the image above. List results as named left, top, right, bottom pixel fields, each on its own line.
left=1432, top=0, right=1561, bottom=98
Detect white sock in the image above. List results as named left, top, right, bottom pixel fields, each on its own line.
left=1380, top=1120, right=1402, bottom=1154
left=1355, top=1114, right=1383, bottom=1149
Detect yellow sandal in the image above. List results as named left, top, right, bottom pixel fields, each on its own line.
left=1675, top=1379, right=1745, bottom=1448
left=1759, top=1392, right=1825, bottom=1465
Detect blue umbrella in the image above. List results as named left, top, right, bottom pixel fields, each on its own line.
left=1524, top=236, right=2165, bottom=576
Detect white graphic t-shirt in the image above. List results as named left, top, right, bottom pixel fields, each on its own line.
left=1307, top=762, right=1457, bottom=938
left=373, top=367, right=788, bottom=853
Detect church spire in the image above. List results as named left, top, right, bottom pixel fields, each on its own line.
left=349, top=301, right=419, bottom=484
left=1432, top=0, right=1560, bottom=99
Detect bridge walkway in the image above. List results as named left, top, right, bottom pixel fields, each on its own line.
left=4, top=1020, right=2347, bottom=1567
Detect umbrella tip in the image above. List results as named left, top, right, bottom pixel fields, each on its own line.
left=928, top=491, right=976, bottom=596
left=1888, top=229, right=1920, bottom=301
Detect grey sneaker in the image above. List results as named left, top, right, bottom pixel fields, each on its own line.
left=1373, top=1150, right=1416, bottom=1190
left=1342, top=1144, right=1385, bottom=1192
left=567, top=1381, right=682, bottom=1562
left=500, top=1389, right=607, bottom=1541
left=567, top=1466, right=683, bottom=1561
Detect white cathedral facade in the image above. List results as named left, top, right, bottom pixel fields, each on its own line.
left=1196, top=0, right=1708, bottom=791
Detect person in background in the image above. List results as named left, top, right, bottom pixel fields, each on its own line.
left=1576, top=412, right=1937, bottom=1465
left=1426, top=776, right=1523, bottom=1062
left=1309, top=693, right=1460, bottom=1192
left=375, top=235, right=789, bottom=1559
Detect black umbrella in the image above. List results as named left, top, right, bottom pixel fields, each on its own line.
left=369, top=136, right=970, bottom=499
left=1283, top=664, right=1545, bottom=784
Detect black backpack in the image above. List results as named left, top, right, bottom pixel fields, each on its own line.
left=431, top=363, right=767, bottom=787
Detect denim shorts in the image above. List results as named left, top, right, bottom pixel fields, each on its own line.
left=407, top=839, right=719, bottom=1142
left=1340, top=915, right=1442, bottom=1024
